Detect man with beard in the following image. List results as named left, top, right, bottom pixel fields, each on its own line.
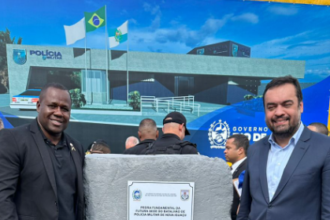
left=237, top=76, right=330, bottom=220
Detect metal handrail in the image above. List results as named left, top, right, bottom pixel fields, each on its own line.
left=141, top=95, right=200, bottom=116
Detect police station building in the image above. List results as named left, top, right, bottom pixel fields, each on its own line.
left=6, top=42, right=305, bottom=107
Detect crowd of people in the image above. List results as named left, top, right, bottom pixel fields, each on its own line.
left=86, top=111, right=198, bottom=155
left=0, top=75, right=329, bottom=220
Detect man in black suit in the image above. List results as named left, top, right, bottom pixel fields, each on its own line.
left=124, top=118, right=159, bottom=154
left=224, top=134, right=249, bottom=220
left=0, top=83, right=85, bottom=220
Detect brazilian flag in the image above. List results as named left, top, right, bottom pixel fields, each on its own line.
left=84, top=6, right=106, bottom=33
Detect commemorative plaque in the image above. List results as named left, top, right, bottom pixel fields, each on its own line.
left=128, top=181, right=195, bottom=220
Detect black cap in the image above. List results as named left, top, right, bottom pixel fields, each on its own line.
left=163, top=112, right=190, bottom=135
left=90, top=139, right=110, bottom=149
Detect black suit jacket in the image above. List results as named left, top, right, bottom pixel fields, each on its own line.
left=231, top=159, right=247, bottom=220
left=0, top=119, right=85, bottom=220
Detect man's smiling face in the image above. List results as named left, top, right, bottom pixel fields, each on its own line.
left=37, top=87, right=71, bottom=139
left=264, top=83, right=303, bottom=139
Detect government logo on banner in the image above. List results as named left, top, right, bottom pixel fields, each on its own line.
left=115, top=29, right=123, bottom=42
left=13, top=49, right=27, bottom=65
left=208, top=120, right=230, bottom=149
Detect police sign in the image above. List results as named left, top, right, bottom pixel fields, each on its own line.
left=30, top=49, right=62, bottom=60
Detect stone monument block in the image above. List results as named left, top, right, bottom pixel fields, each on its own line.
left=84, top=154, right=232, bottom=220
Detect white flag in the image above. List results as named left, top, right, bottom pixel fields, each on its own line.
left=109, top=21, right=128, bottom=48
left=64, top=18, right=86, bottom=45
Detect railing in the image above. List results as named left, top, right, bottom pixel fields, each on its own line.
left=141, top=95, right=200, bottom=116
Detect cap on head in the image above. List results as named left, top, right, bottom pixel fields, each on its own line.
left=163, top=112, right=190, bottom=135
left=90, top=139, right=111, bottom=154
left=92, top=139, right=109, bottom=147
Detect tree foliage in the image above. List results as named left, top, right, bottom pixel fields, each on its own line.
left=128, top=91, right=141, bottom=111
left=69, top=88, right=86, bottom=108
left=0, top=28, right=22, bottom=93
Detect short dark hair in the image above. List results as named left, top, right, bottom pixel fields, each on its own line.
left=139, top=118, right=157, bottom=131
left=309, top=122, right=329, bottom=136
left=39, top=82, right=70, bottom=102
left=228, top=134, right=249, bottom=154
left=263, top=75, right=303, bottom=107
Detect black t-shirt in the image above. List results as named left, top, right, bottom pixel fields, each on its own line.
left=38, top=125, right=77, bottom=220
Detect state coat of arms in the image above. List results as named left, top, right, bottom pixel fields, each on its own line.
left=208, top=120, right=230, bottom=149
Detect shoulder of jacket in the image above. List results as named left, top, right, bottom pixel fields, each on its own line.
left=180, top=141, right=197, bottom=148
left=65, top=134, right=84, bottom=150
left=1, top=123, right=29, bottom=136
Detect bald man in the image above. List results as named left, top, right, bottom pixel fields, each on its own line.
left=125, top=136, right=139, bottom=150
left=124, top=118, right=159, bottom=154
left=307, top=122, right=329, bottom=136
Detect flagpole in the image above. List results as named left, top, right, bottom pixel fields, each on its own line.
left=109, top=48, right=111, bottom=103
left=84, top=19, right=88, bottom=105
left=105, top=5, right=109, bottom=104
left=126, top=21, right=129, bottom=104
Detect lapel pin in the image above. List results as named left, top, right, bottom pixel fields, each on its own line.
left=70, top=143, right=76, bottom=151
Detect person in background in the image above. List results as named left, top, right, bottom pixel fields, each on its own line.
left=125, top=136, right=139, bottom=150
left=124, top=118, right=159, bottom=154
left=88, top=139, right=111, bottom=154
left=144, top=112, right=198, bottom=154
left=307, top=122, right=329, bottom=136
left=224, top=134, right=249, bottom=220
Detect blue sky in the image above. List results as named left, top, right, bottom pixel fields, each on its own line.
left=1, top=0, right=330, bottom=82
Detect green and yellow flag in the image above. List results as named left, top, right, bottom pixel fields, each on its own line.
left=84, top=6, right=106, bottom=33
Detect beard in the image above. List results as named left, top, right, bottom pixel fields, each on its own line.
left=268, top=116, right=300, bottom=139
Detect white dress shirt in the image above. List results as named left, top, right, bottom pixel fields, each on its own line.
left=266, top=122, right=304, bottom=201
left=231, top=157, right=247, bottom=174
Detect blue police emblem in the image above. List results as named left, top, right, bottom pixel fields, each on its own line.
left=132, top=189, right=142, bottom=201
left=13, top=49, right=27, bottom=65
left=208, top=120, right=230, bottom=149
